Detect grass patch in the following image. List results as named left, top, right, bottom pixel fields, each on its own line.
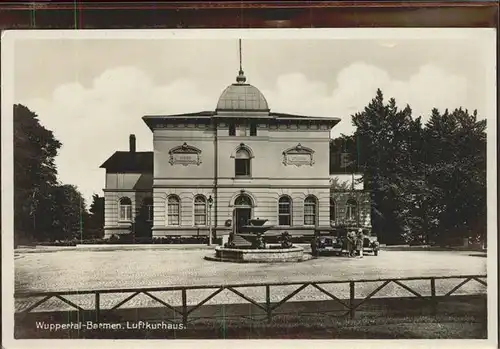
left=178, top=314, right=486, bottom=339
left=16, top=310, right=486, bottom=339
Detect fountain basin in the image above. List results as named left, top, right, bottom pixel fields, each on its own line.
left=245, top=218, right=268, bottom=226
left=205, top=245, right=308, bottom=263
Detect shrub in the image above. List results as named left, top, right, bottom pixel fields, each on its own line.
left=151, top=236, right=218, bottom=244
left=279, top=231, right=293, bottom=248
left=36, top=240, right=77, bottom=247
left=35, top=235, right=222, bottom=246
left=79, top=238, right=109, bottom=245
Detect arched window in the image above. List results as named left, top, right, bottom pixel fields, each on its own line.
left=167, top=195, right=180, bottom=226
left=143, top=197, right=153, bottom=222
left=278, top=196, right=292, bottom=226
left=194, top=195, right=207, bottom=226
left=330, top=198, right=336, bottom=222
left=234, top=194, right=252, bottom=207
left=250, top=123, right=257, bottom=136
left=304, top=196, right=318, bottom=226
left=235, top=148, right=251, bottom=177
left=119, top=197, right=132, bottom=221
left=346, top=199, right=358, bottom=221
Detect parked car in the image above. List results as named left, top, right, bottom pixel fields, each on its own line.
left=311, top=229, right=346, bottom=256
left=363, top=232, right=380, bottom=256
left=311, top=228, right=380, bottom=256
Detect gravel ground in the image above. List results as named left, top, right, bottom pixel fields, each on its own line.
left=14, top=249, right=486, bottom=312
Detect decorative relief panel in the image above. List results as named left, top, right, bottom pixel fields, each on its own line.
left=169, top=142, right=202, bottom=166
left=282, top=143, right=315, bottom=167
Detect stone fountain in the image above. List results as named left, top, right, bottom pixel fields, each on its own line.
left=234, top=217, right=270, bottom=249
left=205, top=218, right=309, bottom=263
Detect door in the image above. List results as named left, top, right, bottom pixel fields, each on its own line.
left=235, top=208, right=251, bottom=233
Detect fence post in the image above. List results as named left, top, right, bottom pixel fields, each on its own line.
left=430, top=278, right=437, bottom=315
left=349, top=281, right=355, bottom=319
left=266, top=285, right=272, bottom=323
left=95, top=293, right=100, bottom=322
left=181, top=289, right=188, bottom=327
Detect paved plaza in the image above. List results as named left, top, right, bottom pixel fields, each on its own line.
left=15, top=248, right=487, bottom=312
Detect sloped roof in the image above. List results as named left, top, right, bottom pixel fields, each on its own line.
left=100, top=151, right=153, bottom=173
left=270, top=112, right=340, bottom=123
left=143, top=110, right=338, bottom=121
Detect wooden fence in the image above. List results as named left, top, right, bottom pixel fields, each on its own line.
left=15, top=274, right=487, bottom=325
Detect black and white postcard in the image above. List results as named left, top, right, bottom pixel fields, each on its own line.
left=1, top=28, right=497, bottom=349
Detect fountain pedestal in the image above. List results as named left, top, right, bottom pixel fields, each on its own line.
left=231, top=218, right=270, bottom=249
left=205, top=218, right=310, bottom=263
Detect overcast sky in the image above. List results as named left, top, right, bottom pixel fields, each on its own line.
left=10, top=29, right=495, bottom=205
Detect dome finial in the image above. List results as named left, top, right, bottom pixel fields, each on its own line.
left=236, top=39, right=246, bottom=84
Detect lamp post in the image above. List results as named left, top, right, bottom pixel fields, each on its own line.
left=207, top=195, right=214, bottom=246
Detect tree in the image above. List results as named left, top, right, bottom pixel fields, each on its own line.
left=329, top=137, right=358, bottom=174
left=46, top=184, right=87, bottom=241
left=13, top=104, right=92, bottom=244
left=86, top=194, right=105, bottom=238
left=342, top=90, right=487, bottom=246
left=423, top=108, right=486, bottom=245
left=134, top=197, right=153, bottom=239
left=348, top=89, right=417, bottom=244
left=14, top=104, right=61, bottom=245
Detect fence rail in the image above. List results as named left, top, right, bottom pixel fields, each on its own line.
left=15, top=274, right=487, bottom=325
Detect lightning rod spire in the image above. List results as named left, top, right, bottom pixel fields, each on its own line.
left=236, top=39, right=246, bottom=84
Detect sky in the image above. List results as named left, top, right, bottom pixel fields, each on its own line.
left=10, top=29, right=495, bottom=205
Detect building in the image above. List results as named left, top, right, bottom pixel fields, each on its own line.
left=328, top=138, right=371, bottom=231
left=100, top=47, right=371, bottom=240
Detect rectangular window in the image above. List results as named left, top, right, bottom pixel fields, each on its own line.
left=194, top=204, right=206, bottom=226
left=304, top=205, right=316, bottom=225
left=250, top=123, right=257, bottom=136
left=167, top=204, right=179, bottom=225
left=229, top=123, right=236, bottom=136
left=346, top=206, right=358, bottom=221
left=329, top=204, right=336, bottom=222
left=237, top=125, right=246, bottom=136
left=235, top=159, right=251, bottom=177
left=119, top=205, right=132, bottom=221
left=278, top=204, right=291, bottom=226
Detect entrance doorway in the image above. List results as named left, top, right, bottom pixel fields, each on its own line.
left=233, top=194, right=253, bottom=234
left=235, top=207, right=252, bottom=232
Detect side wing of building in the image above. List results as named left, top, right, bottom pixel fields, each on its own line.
left=100, top=136, right=153, bottom=238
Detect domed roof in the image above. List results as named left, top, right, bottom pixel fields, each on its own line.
left=216, top=70, right=269, bottom=112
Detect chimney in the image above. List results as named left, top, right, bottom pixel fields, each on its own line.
left=129, top=134, right=136, bottom=153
